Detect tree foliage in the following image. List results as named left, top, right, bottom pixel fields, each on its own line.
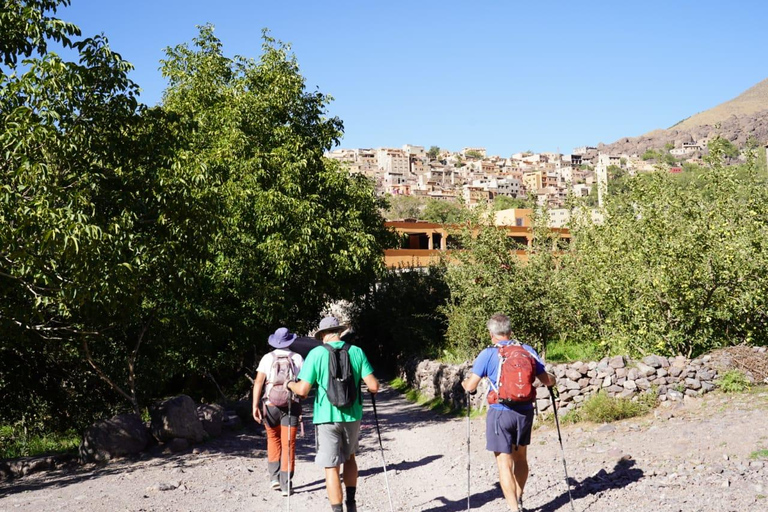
left=440, top=211, right=571, bottom=361
left=158, top=25, right=397, bottom=364
left=562, top=139, right=768, bottom=356
left=493, top=195, right=530, bottom=211
left=438, top=139, right=768, bottom=362
left=1, top=7, right=395, bottom=432
left=421, top=199, right=468, bottom=224
left=384, top=194, right=426, bottom=220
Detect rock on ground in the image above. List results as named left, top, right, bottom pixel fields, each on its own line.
left=79, top=413, right=149, bottom=462
left=151, top=395, right=205, bottom=443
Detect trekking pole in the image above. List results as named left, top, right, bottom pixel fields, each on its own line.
left=286, top=391, right=293, bottom=512
left=370, top=392, right=395, bottom=512
left=548, top=386, right=576, bottom=512
left=466, top=391, right=471, bottom=511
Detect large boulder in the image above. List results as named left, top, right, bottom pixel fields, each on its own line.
left=80, top=413, right=149, bottom=462
left=151, top=395, right=205, bottom=443
left=197, top=403, right=225, bottom=438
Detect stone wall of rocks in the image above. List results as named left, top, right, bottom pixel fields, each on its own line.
left=400, top=352, right=738, bottom=415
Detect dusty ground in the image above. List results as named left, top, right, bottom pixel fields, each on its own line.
left=2, top=385, right=768, bottom=512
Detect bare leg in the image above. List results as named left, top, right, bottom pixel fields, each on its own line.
left=495, top=452, right=521, bottom=511
left=342, top=453, right=358, bottom=489
left=511, top=445, right=529, bottom=501
left=324, top=466, right=343, bottom=505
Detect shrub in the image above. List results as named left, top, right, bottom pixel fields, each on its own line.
left=563, top=391, right=654, bottom=424
left=0, top=424, right=80, bottom=459
left=545, top=340, right=605, bottom=364
left=717, top=369, right=751, bottom=393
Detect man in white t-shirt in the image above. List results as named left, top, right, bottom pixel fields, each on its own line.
left=252, top=327, right=304, bottom=495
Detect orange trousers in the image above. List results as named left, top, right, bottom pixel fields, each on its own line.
left=264, top=403, right=300, bottom=483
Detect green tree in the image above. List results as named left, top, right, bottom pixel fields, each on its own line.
left=493, top=195, right=530, bottom=211
left=159, top=26, right=398, bottom=370
left=427, top=145, right=440, bottom=160
left=464, top=150, right=483, bottom=159
left=718, top=138, right=739, bottom=161
left=607, top=164, right=630, bottom=195
left=421, top=199, right=468, bottom=224
left=1, top=1, right=221, bottom=421
left=384, top=194, right=426, bottom=220
left=562, top=137, right=768, bottom=356
left=441, top=211, right=572, bottom=361
left=1, top=9, right=397, bottom=431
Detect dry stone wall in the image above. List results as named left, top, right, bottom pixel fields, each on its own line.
left=399, top=352, right=759, bottom=414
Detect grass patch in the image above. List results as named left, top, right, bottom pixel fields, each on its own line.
left=749, top=449, right=768, bottom=460
left=560, top=391, right=656, bottom=424
left=389, top=377, right=484, bottom=418
left=717, top=369, right=751, bottom=393
left=0, top=425, right=80, bottom=459
left=545, top=340, right=604, bottom=364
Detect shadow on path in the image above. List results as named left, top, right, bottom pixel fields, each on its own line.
left=532, top=458, right=644, bottom=512
left=290, top=454, right=444, bottom=493
left=0, top=425, right=282, bottom=498
left=420, top=482, right=504, bottom=511
left=418, top=458, right=644, bottom=512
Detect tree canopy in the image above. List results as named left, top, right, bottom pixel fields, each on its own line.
left=1, top=4, right=395, bottom=432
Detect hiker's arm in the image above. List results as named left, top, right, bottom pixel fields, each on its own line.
left=363, top=373, right=379, bottom=394
left=537, top=371, right=556, bottom=388
left=252, top=372, right=266, bottom=423
left=287, top=379, right=311, bottom=399
left=462, top=373, right=482, bottom=393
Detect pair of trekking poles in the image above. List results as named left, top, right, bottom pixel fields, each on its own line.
left=464, top=387, right=575, bottom=512
left=283, top=392, right=395, bottom=512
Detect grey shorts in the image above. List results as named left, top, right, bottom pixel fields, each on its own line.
left=486, top=406, right=534, bottom=453
left=315, top=421, right=361, bottom=468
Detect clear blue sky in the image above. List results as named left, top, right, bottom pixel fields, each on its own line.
left=61, top=0, right=767, bottom=155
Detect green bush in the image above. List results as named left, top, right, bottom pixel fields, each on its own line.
left=545, top=340, right=605, bottom=364
left=717, top=369, right=751, bottom=393
left=0, top=424, right=80, bottom=460
left=563, top=391, right=655, bottom=424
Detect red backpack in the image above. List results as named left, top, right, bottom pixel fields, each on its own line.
left=488, top=343, right=537, bottom=405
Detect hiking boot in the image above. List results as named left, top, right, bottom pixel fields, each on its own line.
left=345, top=501, right=357, bottom=512
left=281, top=487, right=293, bottom=497
left=270, top=480, right=280, bottom=490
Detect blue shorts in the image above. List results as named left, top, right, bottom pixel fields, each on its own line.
left=486, top=406, right=534, bottom=453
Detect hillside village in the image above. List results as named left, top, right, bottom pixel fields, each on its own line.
left=327, top=141, right=732, bottom=228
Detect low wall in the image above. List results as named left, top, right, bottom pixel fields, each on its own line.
left=399, top=352, right=749, bottom=415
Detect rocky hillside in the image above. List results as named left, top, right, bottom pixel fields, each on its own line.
left=674, top=78, right=768, bottom=131
left=599, top=78, right=768, bottom=156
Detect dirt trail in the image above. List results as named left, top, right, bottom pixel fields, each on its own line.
left=2, top=386, right=767, bottom=511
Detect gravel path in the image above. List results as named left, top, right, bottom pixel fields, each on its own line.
left=2, top=386, right=767, bottom=511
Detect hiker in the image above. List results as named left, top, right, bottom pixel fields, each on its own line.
left=462, top=313, right=556, bottom=512
left=287, top=316, right=379, bottom=512
left=252, top=327, right=304, bottom=496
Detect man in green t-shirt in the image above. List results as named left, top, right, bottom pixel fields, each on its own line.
left=288, top=316, right=379, bottom=512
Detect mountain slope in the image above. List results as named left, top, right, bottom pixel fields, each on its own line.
left=600, top=78, right=768, bottom=155
left=672, top=78, right=768, bottom=131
